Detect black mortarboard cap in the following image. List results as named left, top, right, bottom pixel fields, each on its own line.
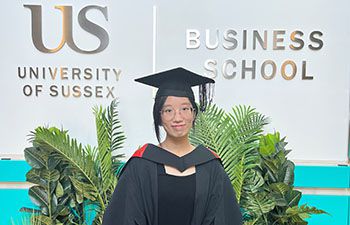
left=135, top=67, right=215, bottom=111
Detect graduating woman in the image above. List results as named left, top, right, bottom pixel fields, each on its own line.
left=102, top=67, right=243, bottom=225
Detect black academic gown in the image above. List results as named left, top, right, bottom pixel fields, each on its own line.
left=102, top=144, right=243, bottom=225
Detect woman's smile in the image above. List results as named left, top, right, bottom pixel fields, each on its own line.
left=160, top=96, right=195, bottom=139
left=172, top=124, right=185, bottom=129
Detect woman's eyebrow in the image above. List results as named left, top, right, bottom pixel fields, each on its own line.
left=163, top=103, right=191, bottom=107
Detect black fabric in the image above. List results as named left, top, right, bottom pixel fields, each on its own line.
left=157, top=88, right=195, bottom=100
left=134, top=67, right=214, bottom=97
left=157, top=164, right=195, bottom=225
left=141, top=144, right=218, bottom=172
left=134, top=67, right=215, bottom=111
left=102, top=144, right=243, bottom=225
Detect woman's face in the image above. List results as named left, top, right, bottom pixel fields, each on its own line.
left=160, top=96, right=195, bottom=139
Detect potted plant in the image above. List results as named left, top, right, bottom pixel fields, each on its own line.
left=189, top=104, right=327, bottom=225
left=21, top=100, right=125, bottom=224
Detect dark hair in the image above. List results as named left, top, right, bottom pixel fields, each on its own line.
left=153, top=96, right=198, bottom=143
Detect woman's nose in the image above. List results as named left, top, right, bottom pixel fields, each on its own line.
left=173, top=110, right=184, bottom=121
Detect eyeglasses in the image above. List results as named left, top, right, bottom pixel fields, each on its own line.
left=160, top=106, right=195, bottom=121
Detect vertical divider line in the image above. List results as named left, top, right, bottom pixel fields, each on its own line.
left=152, top=5, right=157, bottom=98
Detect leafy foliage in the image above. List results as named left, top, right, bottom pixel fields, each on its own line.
left=189, top=104, right=328, bottom=225
left=251, top=132, right=327, bottom=225
left=190, top=104, right=268, bottom=203
left=22, top=100, right=328, bottom=225
left=21, top=100, right=125, bottom=225
left=11, top=213, right=42, bottom=225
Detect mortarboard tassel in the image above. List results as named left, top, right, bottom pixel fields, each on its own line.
left=199, top=82, right=215, bottom=112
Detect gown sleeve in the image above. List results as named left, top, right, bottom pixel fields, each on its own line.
left=204, top=162, right=243, bottom=225
left=102, top=160, right=146, bottom=225
left=213, top=172, right=243, bottom=225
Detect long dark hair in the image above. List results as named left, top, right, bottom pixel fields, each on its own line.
left=153, top=96, right=198, bottom=143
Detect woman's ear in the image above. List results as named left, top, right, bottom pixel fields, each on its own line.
left=192, top=114, right=197, bottom=127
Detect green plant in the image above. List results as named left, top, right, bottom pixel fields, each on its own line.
left=242, top=132, right=327, bottom=225
left=21, top=100, right=327, bottom=225
left=190, top=104, right=268, bottom=203
left=21, top=100, right=125, bottom=225
left=10, top=213, right=41, bottom=225
left=189, top=104, right=327, bottom=225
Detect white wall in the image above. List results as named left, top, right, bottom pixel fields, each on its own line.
left=0, top=0, right=349, bottom=163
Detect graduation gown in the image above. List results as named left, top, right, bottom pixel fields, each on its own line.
left=102, top=143, right=243, bottom=225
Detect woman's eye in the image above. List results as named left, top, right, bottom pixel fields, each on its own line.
left=182, top=107, right=190, bottom=111
left=164, top=109, right=173, bottom=113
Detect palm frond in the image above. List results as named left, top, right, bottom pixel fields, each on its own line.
left=32, top=127, right=105, bottom=209
left=231, top=154, right=245, bottom=202
left=93, top=100, right=124, bottom=199
left=10, top=213, right=42, bottom=225
left=190, top=104, right=268, bottom=199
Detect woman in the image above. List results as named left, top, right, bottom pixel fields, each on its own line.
left=102, top=67, right=243, bottom=225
